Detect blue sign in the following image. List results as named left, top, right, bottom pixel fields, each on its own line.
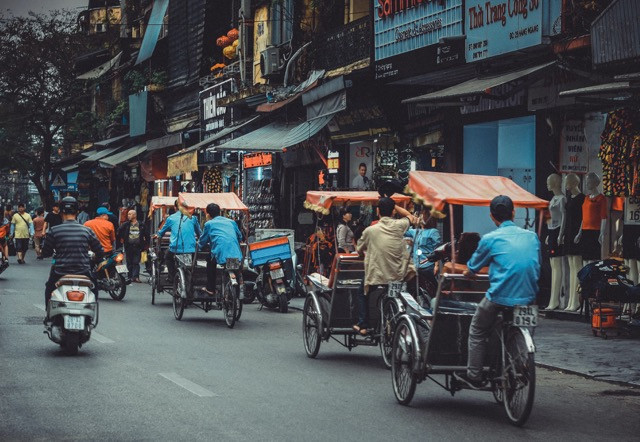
left=50, top=169, right=67, bottom=190
left=465, top=0, right=543, bottom=62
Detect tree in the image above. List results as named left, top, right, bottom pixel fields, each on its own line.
left=0, top=10, right=92, bottom=209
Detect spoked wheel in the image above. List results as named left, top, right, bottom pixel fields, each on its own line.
left=222, top=274, right=238, bottom=328
left=492, top=381, right=504, bottom=404
left=108, top=273, right=127, bottom=301
left=302, top=296, right=321, bottom=358
left=502, top=329, right=536, bottom=426
left=150, top=261, right=158, bottom=305
left=172, top=269, right=186, bottom=320
left=234, top=290, right=243, bottom=322
left=391, top=319, right=418, bottom=405
left=62, top=333, right=80, bottom=356
left=380, top=299, right=400, bottom=369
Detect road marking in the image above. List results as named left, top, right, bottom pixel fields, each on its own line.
left=33, top=304, right=113, bottom=343
left=159, top=373, right=218, bottom=397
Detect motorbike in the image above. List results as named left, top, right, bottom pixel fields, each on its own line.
left=255, top=258, right=293, bottom=313
left=0, top=248, right=8, bottom=276
left=91, top=249, right=130, bottom=301
left=44, top=275, right=98, bottom=355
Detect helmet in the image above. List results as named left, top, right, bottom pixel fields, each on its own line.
left=60, top=196, right=78, bottom=214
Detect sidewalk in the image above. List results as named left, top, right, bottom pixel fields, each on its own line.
left=289, top=297, right=640, bottom=386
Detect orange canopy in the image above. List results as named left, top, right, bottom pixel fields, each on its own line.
left=178, top=192, right=248, bottom=214
left=407, top=171, right=548, bottom=210
left=150, top=196, right=178, bottom=210
left=304, top=191, right=411, bottom=215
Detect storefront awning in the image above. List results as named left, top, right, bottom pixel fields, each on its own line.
left=80, top=146, right=122, bottom=163
left=402, top=62, right=556, bottom=105
left=167, top=150, right=198, bottom=177
left=214, top=114, right=335, bottom=152
left=99, top=144, right=147, bottom=168
left=559, top=81, right=640, bottom=98
left=146, top=133, right=183, bottom=151
left=94, top=134, right=128, bottom=147
left=76, top=52, right=122, bottom=80
left=185, top=116, right=260, bottom=154
left=135, top=0, right=169, bottom=65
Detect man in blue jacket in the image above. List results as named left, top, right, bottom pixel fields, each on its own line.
left=198, top=203, right=243, bottom=295
left=156, top=200, right=201, bottom=282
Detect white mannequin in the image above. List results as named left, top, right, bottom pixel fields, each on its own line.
left=572, top=172, right=607, bottom=311
left=545, top=174, right=566, bottom=310
left=562, top=173, right=584, bottom=312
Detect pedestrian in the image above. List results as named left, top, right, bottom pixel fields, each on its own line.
left=4, top=204, right=13, bottom=222
left=10, top=203, right=34, bottom=264
left=85, top=207, right=116, bottom=254
left=43, top=202, right=62, bottom=233
left=117, top=209, right=147, bottom=283
left=33, top=208, right=46, bottom=260
left=0, top=211, right=10, bottom=265
left=77, top=205, right=89, bottom=225
left=100, top=202, right=119, bottom=231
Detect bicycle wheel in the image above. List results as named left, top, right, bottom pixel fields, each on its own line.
left=150, top=261, right=157, bottom=305
left=302, top=295, right=321, bottom=358
left=391, top=319, right=417, bottom=405
left=222, top=274, right=238, bottom=328
left=502, top=329, right=535, bottom=426
left=380, top=299, right=399, bottom=369
left=172, top=270, right=186, bottom=320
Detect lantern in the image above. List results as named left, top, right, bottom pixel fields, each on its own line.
left=227, top=28, right=239, bottom=41
left=216, top=36, right=231, bottom=47
left=223, top=45, right=237, bottom=60
left=232, top=39, right=239, bottom=48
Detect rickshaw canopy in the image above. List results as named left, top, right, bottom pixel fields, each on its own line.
left=178, top=192, right=248, bottom=214
left=407, top=171, right=548, bottom=211
left=150, top=196, right=178, bottom=211
left=304, top=191, right=411, bottom=215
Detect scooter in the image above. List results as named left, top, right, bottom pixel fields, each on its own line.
left=256, top=259, right=293, bottom=313
left=0, top=247, right=8, bottom=276
left=92, top=249, right=130, bottom=300
left=44, top=275, right=98, bottom=355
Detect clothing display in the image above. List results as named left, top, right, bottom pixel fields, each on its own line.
left=582, top=194, right=607, bottom=230
left=622, top=224, right=640, bottom=260
left=547, top=227, right=563, bottom=257
left=581, top=229, right=602, bottom=260
left=599, top=108, right=640, bottom=196
left=202, top=167, right=223, bottom=193
left=564, top=193, right=585, bottom=255
left=246, top=178, right=276, bottom=235
left=547, top=195, right=566, bottom=230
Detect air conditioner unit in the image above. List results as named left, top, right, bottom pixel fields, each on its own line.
left=260, top=47, right=281, bottom=77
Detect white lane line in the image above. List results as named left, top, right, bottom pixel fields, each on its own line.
left=33, top=304, right=114, bottom=343
left=159, top=373, right=218, bottom=397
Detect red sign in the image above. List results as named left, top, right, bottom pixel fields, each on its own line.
left=243, top=152, right=272, bottom=169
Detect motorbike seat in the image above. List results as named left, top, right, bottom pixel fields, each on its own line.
left=56, top=275, right=94, bottom=288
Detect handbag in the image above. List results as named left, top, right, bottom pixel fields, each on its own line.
left=141, top=250, right=148, bottom=264
left=8, top=239, right=16, bottom=256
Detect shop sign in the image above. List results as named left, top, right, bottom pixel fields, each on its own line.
left=167, top=151, right=198, bottom=177
left=243, top=152, right=272, bottom=169
left=200, top=79, right=236, bottom=140
left=460, top=81, right=526, bottom=114
left=327, top=150, right=340, bottom=174
left=527, top=78, right=582, bottom=111
left=465, top=0, right=555, bottom=62
left=253, top=6, right=270, bottom=84
left=559, top=120, right=588, bottom=174
left=373, top=0, right=464, bottom=82
left=625, top=197, right=640, bottom=226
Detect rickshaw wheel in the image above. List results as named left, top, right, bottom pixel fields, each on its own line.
left=502, top=329, right=535, bottom=426
left=150, top=261, right=157, bottom=305
left=234, top=297, right=243, bottom=322
left=391, top=319, right=417, bottom=405
left=172, top=270, right=186, bottom=320
left=492, top=381, right=503, bottom=404
left=222, top=274, right=238, bottom=328
left=302, top=295, right=321, bottom=358
left=380, top=299, right=400, bottom=369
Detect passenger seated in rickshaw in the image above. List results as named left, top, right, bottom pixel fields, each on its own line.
left=198, top=203, right=244, bottom=296
left=456, top=195, right=540, bottom=389
left=354, top=197, right=418, bottom=335
left=154, top=199, right=201, bottom=283
left=404, top=205, right=442, bottom=294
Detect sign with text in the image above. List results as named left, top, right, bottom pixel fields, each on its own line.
left=243, top=152, right=272, bottom=169
left=559, top=120, right=588, bottom=174
left=200, top=79, right=236, bottom=140
left=327, top=150, right=340, bottom=174
left=625, top=197, right=640, bottom=226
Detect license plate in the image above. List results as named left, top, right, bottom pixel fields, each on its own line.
left=116, top=265, right=128, bottom=274
left=513, top=305, right=538, bottom=327
left=388, top=281, right=404, bottom=297
left=64, top=315, right=85, bottom=330
left=270, top=268, right=285, bottom=279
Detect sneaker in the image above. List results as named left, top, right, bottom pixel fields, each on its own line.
left=453, top=372, right=486, bottom=390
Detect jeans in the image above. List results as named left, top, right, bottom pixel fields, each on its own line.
left=34, top=236, right=44, bottom=257
left=125, top=246, right=141, bottom=280
left=206, top=255, right=217, bottom=292
left=467, top=297, right=501, bottom=380
left=44, top=268, right=96, bottom=308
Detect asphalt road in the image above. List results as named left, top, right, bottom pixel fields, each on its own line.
left=1, top=257, right=639, bottom=441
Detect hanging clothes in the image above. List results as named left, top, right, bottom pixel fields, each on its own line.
left=202, top=167, right=222, bottom=193
left=599, top=108, right=640, bottom=196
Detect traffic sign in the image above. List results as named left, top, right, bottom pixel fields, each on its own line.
left=50, top=169, right=67, bottom=189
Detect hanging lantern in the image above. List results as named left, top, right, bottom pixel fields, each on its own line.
left=223, top=45, right=237, bottom=60
left=232, top=39, right=239, bottom=48
left=216, top=36, right=231, bottom=47
left=227, top=28, right=239, bottom=41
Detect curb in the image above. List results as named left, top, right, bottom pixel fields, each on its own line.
left=535, top=362, right=640, bottom=389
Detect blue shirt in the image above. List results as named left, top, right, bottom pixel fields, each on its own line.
left=404, top=228, right=441, bottom=271
left=467, top=221, right=540, bottom=307
left=198, top=217, right=243, bottom=264
left=157, top=211, right=201, bottom=253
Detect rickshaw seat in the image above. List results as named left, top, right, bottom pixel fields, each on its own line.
left=327, top=253, right=360, bottom=288
left=307, top=273, right=331, bottom=292
left=441, top=262, right=489, bottom=274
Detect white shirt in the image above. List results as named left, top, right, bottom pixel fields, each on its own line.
left=548, top=195, right=566, bottom=230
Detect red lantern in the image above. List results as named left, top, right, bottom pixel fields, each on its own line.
left=216, top=36, right=231, bottom=47
left=227, top=28, right=239, bottom=41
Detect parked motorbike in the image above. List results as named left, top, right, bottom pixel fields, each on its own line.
left=241, top=266, right=258, bottom=304
left=44, top=275, right=98, bottom=355
left=0, top=248, right=8, bottom=276
left=92, top=249, right=130, bottom=300
left=256, top=259, right=293, bottom=313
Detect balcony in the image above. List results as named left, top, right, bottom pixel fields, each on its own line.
left=307, top=16, right=371, bottom=73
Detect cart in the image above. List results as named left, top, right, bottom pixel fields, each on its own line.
left=389, top=171, right=548, bottom=426
left=148, top=196, right=179, bottom=304
left=168, top=192, right=249, bottom=328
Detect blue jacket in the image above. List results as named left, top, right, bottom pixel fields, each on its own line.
left=199, top=216, right=243, bottom=264
left=157, top=212, right=201, bottom=253
left=404, top=228, right=441, bottom=271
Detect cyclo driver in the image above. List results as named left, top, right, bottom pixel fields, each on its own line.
left=42, top=197, right=104, bottom=323
left=456, top=195, right=540, bottom=389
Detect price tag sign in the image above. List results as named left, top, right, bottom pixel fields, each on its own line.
left=625, top=197, right=640, bottom=226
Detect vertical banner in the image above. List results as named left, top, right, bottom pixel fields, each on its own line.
left=559, top=120, right=587, bottom=174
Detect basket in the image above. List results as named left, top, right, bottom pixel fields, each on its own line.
left=249, top=236, right=292, bottom=267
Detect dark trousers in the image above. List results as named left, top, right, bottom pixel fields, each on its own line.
left=125, top=245, right=141, bottom=279
left=357, top=285, right=386, bottom=329
left=165, top=250, right=175, bottom=283
left=206, top=255, right=217, bottom=292
left=44, top=268, right=96, bottom=308
left=468, top=297, right=501, bottom=380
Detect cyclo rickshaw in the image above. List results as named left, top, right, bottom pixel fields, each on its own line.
left=148, top=196, right=179, bottom=304
left=170, top=192, right=249, bottom=329
left=301, top=190, right=414, bottom=368
left=390, top=171, right=548, bottom=426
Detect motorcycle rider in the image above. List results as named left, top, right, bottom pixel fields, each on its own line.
left=41, top=197, right=104, bottom=321
left=198, top=203, right=243, bottom=295
left=84, top=207, right=116, bottom=254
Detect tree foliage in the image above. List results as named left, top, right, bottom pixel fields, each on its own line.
left=0, top=10, right=92, bottom=208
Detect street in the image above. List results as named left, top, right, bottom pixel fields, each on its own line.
left=1, top=259, right=639, bottom=441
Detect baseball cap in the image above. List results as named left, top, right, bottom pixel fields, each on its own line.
left=96, top=207, right=111, bottom=216
left=490, top=195, right=514, bottom=220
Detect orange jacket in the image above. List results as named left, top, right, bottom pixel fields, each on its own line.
left=84, top=218, right=116, bottom=253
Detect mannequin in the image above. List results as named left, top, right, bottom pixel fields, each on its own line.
left=572, top=172, right=607, bottom=311
left=561, top=173, right=585, bottom=312
left=616, top=197, right=640, bottom=314
left=544, top=174, right=566, bottom=310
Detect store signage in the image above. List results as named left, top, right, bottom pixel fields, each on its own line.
left=327, top=150, right=340, bottom=174
left=460, top=81, right=526, bottom=114
left=167, top=151, right=198, bottom=177
left=243, top=152, right=272, bottom=169
left=559, top=120, right=588, bottom=174
left=200, top=79, right=236, bottom=140
left=373, top=0, right=464, bottom=82
left=625, top=197, right=640, bottom=226
left=465, top=0, right=548, bottom=62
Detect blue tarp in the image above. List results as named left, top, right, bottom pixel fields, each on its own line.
left=135, top=0, right=170, bottom=65
left=129, top=91, right=148, bottom=137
